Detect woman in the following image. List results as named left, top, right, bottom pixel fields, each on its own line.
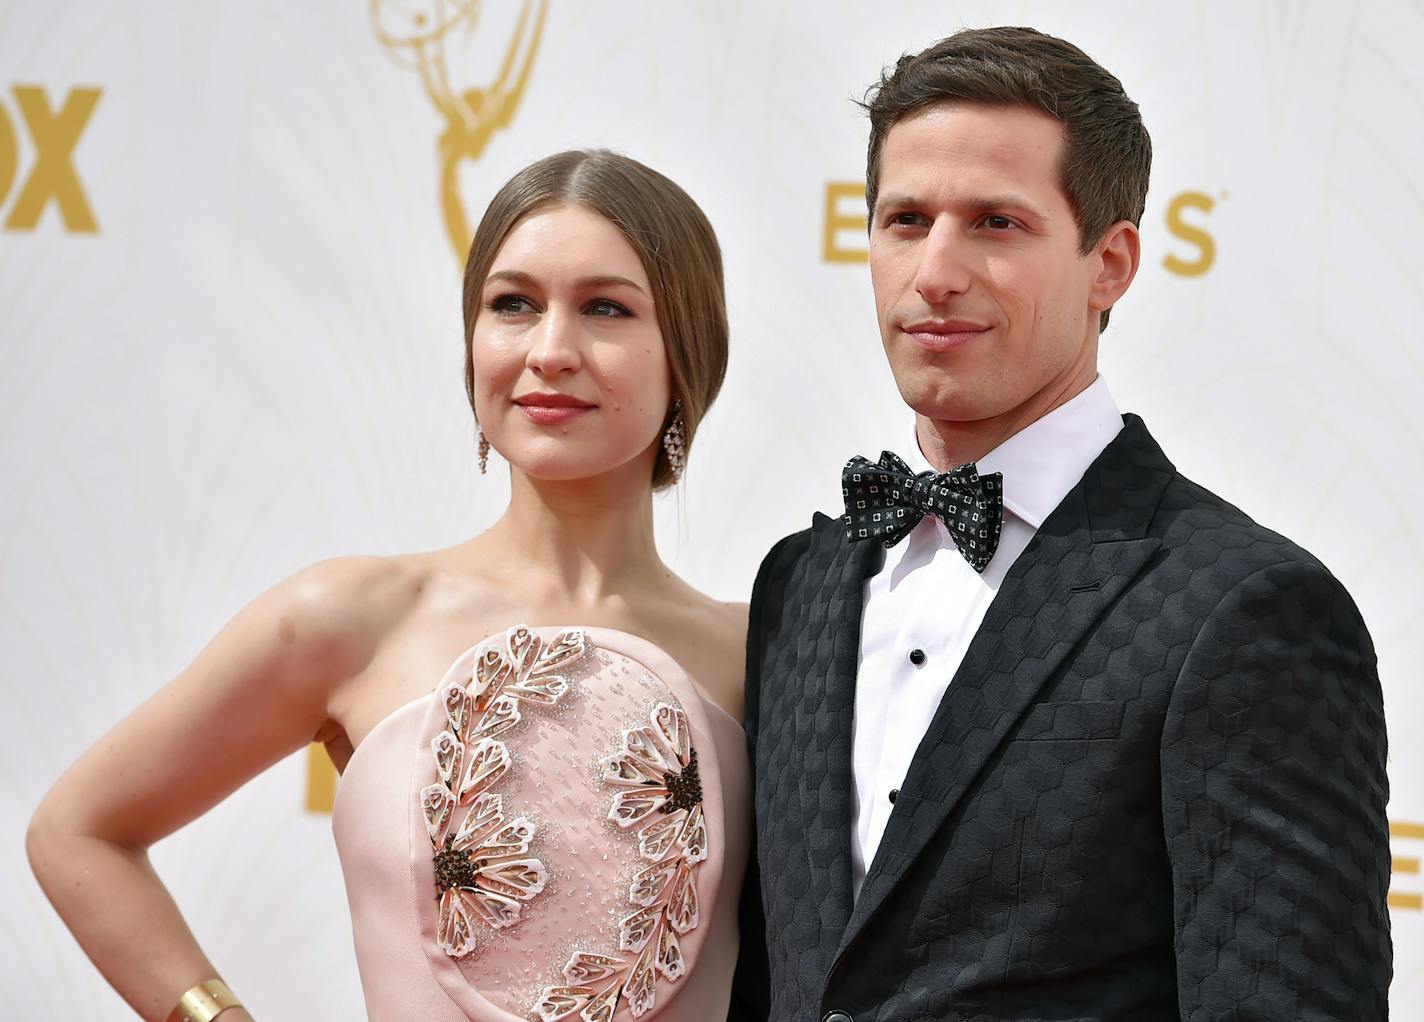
left=28, top=150, right=750, bottom=1022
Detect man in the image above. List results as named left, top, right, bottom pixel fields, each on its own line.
left=734, top=25, right=1391, bottom=1022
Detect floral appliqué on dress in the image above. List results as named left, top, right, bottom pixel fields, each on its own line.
left=534, top=702, right=707, bottom=1021
left=420, top=626, right=586, bottom=958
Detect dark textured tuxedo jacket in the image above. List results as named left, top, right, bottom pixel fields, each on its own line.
left=732, top=416, right=1391, bottom=1022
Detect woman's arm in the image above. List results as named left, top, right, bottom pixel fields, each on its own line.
left=26, top=556, right=411, bottom=1021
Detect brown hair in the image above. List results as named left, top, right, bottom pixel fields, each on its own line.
left=461, top=150, right=727, bottom=489
left=862, top=26, right=1152, bottom=330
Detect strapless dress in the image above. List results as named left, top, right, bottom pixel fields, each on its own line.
left=332, top=625, right=750, bottom=1021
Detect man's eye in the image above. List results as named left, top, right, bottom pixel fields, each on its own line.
left=889, top=212, right=926, bottom=228
left=983, top=214, right=1017, bottom=230
left=488, top=294, right=536, bottom=314
left=585, top=299, right=630, bottom=317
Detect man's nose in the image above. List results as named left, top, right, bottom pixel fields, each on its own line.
left=913, top=218, right=973, bottom=305
left=525, top=308, right=582, bottom=376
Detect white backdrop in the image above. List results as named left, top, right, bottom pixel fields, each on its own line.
left=3, top=1, right=1422, bottom=1016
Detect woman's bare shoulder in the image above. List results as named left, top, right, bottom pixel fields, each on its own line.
left=251, top=552, right=439, bottom=683
left=642, top=583, right=749, bottom=717
left=700, top=596, right=749, bottom=652
left=650, top=579, right=745, bottom=646
left=282, top=553, right=432, bottom=615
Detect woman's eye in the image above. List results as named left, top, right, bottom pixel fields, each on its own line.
left=487, top=294, right=536, bottom=314
left=585, top=299, right=630, bottom=318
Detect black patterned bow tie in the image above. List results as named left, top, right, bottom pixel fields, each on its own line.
left=842, top=451, right=1005, bottom=572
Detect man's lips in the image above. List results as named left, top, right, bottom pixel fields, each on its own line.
left=513, top=392, right=596, bottom=424
left=900, top=319, right=991, bottom=352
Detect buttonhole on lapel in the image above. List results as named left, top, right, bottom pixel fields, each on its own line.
left=1069, top=579, right=1103, bottom=593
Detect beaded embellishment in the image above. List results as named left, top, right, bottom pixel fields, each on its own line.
left=534, top=702, right=707, bottom=1021
left=420, top=626, right=586, bottom=958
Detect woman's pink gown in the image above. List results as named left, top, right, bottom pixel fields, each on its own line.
left=332, top=625, right=751, bottom=1021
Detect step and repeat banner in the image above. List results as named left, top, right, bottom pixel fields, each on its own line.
left=3, top=1, right=1421, bottom=1016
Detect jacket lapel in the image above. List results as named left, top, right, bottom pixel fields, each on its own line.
left=835, top=415, right=1173, bottom=956
left=792, top=512, right=880, bottom=946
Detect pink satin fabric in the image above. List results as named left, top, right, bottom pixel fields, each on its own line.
left=332, top=627, right=750, bottom=1021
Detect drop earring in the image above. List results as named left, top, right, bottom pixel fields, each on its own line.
left=663, top=400, right=686, bottom=483
left=478, top=429, right=491, bottom=475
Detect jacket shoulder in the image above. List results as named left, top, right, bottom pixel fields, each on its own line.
left=1144, top=470, right=1376, bottom=648
left=755, top=513, right=840, bottom=583
left=747, top=514, right=847, bottom=643
left=1155, top=470, right=1327, bottom=573
left=1104, top=417, right=1351, bottom=601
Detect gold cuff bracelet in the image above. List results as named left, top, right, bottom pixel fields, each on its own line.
left=166, top=979, right=242, bottom=1022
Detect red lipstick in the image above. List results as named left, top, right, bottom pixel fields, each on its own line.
left=513, top=391, right=596, bottom=425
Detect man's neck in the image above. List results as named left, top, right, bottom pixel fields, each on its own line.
left=916, top=373, right=1098, bottom=471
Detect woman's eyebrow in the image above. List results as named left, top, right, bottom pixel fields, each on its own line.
left=485, top=269, right=648, bottom=295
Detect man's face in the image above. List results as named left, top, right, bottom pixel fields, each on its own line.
left=869, top=102, right=1111, bottom=430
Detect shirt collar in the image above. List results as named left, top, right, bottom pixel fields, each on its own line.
left=908, top=376, right=1124, bottom=529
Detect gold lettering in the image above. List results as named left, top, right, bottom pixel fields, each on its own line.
left=306, top=742, right=338, bottom=814
left=4, top=85, right=102, bottom=232
left=823, top=181, right=868, bottom=263
left=1162, top=190, right=1215, bottom=277
left=1389, top=819, right=1423, bottom=910
left=0, top=101, right=17, bottom=206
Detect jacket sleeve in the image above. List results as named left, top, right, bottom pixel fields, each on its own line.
left=1161, top=558, right=1391, bottom=1020
left=726, top=533, right=804, bottom=1022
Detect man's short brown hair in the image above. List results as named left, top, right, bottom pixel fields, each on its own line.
left=862, top=26, right=1152, bottom=329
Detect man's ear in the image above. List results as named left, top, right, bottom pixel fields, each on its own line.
left=1089, top=219, right=1141, bottom=315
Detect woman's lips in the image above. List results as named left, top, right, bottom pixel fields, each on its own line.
left=518, top=407, right=589, bottom=427
left=513, top=394, right=597, bottom=425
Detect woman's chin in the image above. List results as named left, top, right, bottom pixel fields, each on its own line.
left=508, top=457, right=641, bottom=487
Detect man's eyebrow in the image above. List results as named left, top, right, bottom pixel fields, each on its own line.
left=484, top=269, right=648, bottom=295
left=965, top=194, right=1051, bottom=219
left=873, top=192, right=1051, bottom=220
left=873, top=192, right=922, bottom=214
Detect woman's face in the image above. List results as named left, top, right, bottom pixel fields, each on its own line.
left=470, top=204, right=671, bottom=486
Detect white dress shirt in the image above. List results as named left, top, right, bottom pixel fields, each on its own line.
left=850, top=376, right=1125, bottom=896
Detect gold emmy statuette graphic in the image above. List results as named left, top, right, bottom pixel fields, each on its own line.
left=0, top=84, right=102, bottom=233
left=371, top=0, right=547, bottom=261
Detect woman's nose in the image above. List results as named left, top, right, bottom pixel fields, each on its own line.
left=525, top=307, right=582, bottom=376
